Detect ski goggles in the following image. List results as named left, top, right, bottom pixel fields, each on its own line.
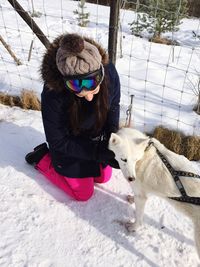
left=63, top=65, right=104, bottom=94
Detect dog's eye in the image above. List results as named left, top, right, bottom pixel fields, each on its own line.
left=121, top=158, right=127, bottom=162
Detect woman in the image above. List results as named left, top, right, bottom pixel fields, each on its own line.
left=25, top=33, right=121, bottom=201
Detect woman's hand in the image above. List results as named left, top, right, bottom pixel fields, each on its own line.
left=95, top=141, right=120, bottom=169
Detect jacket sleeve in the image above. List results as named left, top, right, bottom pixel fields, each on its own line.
left=105, top=63, right=121, bottom=134
left=41, top=87, right=98, bottom=161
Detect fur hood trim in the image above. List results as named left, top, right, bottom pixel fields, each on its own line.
left=40, top=34, right=109, bottom=91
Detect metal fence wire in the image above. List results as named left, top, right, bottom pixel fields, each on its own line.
left=118, top=0, right=200, bottom=134
left=0, top=0, right=200, bottom=135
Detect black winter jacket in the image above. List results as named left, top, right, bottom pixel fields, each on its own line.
left=41, top=63, right=120, bottom=178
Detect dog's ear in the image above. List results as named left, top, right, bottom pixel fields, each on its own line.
left=110, top=133, right=122, bottom=145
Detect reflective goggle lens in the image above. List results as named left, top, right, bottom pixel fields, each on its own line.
left=64, top=66, right=104, bottom=94
left=82, top=78, right=97, bottom=89
left=66, top=78, right=98, bottom=93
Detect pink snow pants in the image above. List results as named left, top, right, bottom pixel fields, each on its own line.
left=35, top=153, right=112, bottom=201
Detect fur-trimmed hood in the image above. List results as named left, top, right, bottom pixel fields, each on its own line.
left=40, top=34, right=109, bottom=91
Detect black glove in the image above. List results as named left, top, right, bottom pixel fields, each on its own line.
left=96, top=142, right=116, bottom=163
left=106, top=158, right=120, bottom=169
left=95, top=141, right=120, bottom=169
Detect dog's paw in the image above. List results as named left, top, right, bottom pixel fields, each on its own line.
left=127, top=195, right=134, bottom=204
left=125, top=221, right=139, bottom=232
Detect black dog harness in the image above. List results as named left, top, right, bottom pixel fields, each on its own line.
left=148, top=141, right=200, bottom=205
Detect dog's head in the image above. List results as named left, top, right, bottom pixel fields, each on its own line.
left=109, top=128, right=149, bottom=182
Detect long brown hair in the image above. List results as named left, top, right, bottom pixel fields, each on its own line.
left=68, top=68, right=109, bottom=136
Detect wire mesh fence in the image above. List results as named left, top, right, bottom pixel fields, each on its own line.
left=118, top=0, right=200, bottom=134
left=0, top=0, right=108, bottom=94
left=0, top=0, right=200, bottom=135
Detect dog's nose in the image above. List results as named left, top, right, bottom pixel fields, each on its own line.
left=128, top=177, right=135, bottom=182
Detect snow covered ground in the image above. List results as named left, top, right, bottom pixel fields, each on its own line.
left=0, top=0, right=200, bottom=266
left=0, top=105, right=200, bottom=267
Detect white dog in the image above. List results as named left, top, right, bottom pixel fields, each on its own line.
left=109, top=127, right=200, bottom=257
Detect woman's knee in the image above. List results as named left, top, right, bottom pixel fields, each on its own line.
left=94, top=165, right=112, bottom=184
left=73, top=187, right=94, bottom=201
left=64, top=177, right=94, bottom=201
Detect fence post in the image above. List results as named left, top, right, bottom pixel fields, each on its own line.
left=7, top=0, right=50, bottom=49
left=108, top=0, right=120, bottom=65
left=0, top=35, right=22, bottom=65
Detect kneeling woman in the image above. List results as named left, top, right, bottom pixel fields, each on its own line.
left=25, top=33, right=121, bottom=201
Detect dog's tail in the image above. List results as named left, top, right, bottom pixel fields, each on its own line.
left=193, top=218, right=200, bottom=258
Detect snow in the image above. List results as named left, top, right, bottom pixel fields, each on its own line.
left=0, top=0, right=200, bottom=266
left=0, top=104, right=200, bottom=267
